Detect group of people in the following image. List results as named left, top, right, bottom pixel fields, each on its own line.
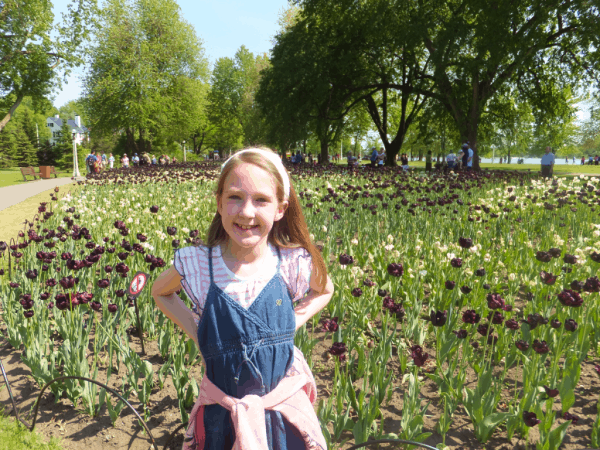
left=584, top=155, right=600, bottom=165
left=84, top=151, right=180, bottom=173
left=443, top=143, right=474, bottom=172
left=85, top=151, right=115, bottom=174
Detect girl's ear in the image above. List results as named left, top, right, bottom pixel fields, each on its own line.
left=216, top=195, right=223, bottom=217
left=274, top=200, right=289, bottom=222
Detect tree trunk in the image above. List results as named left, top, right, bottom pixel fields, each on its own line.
left=0, top=94, right=24, bottom=132
left=125, top=128, right=138, bottom=154
left=320, top=140, right=328, bottom=164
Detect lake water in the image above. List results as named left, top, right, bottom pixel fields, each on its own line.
left=479, top=157, right=588, bottom=165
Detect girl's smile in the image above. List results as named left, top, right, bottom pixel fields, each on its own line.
left=218, top=164, right=288, bottom=261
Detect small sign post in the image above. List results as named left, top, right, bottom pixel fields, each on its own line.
left=128, top=272, right=149, bottom=355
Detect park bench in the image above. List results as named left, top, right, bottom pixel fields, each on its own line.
left=49, top=166, right=65, bottom=178
left=20, top=166, right=41, bottom=181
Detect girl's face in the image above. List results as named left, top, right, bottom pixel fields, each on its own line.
left=217, top=163, right=288, bottom=254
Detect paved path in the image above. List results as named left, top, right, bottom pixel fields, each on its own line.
left=0, top=177, right=84, bottom=212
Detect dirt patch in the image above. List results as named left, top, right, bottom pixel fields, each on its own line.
left=1, top=314, right=599, bottom=450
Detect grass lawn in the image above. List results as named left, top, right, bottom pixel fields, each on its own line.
left=0, top=168, right=72, bottom=188
left=0, top=409, right=63, bottom=450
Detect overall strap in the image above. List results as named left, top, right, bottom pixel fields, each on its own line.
left=208, top=246, right=214, bottom=283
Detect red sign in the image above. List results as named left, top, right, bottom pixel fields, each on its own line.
left=128, top=272, right=149, bottom=298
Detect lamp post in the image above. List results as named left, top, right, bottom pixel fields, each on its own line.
left=182, top=140, right=186, bottom=163
left=72, top=129, right=80, bottom=177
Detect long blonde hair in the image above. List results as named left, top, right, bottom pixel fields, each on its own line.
left=205, top=148, right=328, bottom=292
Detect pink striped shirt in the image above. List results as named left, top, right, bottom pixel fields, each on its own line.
left=173, top=243, right=313, bottom=326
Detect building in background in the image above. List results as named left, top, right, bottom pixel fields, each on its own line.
left=46, top=115, right=89, bottom=146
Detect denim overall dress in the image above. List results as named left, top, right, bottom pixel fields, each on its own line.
left=198, top=246, right=305, bottom=449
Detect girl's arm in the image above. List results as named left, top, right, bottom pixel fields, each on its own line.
left=294, top=274, right=335, bottom=331
left=151, top=267, right=199, bottom=346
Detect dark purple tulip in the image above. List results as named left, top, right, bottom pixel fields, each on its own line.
left=85, top=241, right=96, bottom=250
left=536, top=251, right=552, bottom=263
left=543, top=386, right=559, bottom=398
left=321, top=317, right=339, bottom=332
left=505, top=319, right=519, bottom=330
left=548, top=248, right=561, bottom=258
left=36, top=251, right=47, bottom=260
left=189, top=229, right=199, bottom=238
left=40, top=292, right=49, bottom=300
left=570, top=280, right=584, bottom=292
left=136, top=233, right=147, bottom=242
left=515, top=340, right=530, bottom=352
left=458, top=237, right=473, bottom=249
left=377, top=289, right=388, bottom=297
left=460, top=285, right=472, bottom=294
left=583, top=276, right=600, bottom=293
left=107, top=304, right=118, bottom=314
left=172, top=239, right=180, bottom=248
left=523, top=411, right=541, bottom=427
left=25, top=269, right=38, bottom=280
left=557, top=289, right=583, bottom=307
left=540, top=271, right=557, bottom=285
left=0, top=269, right=3, bottom=276
left=564, top=319, right=578, bottom=332
left=462, top=310, right=481, bottom=324
left=107, top=247, right=115, bottom=254
left=482, top=283, right=491, bottom=290
left=61, top=252, right=73, bottom=260
left=477, top=324, right=491, bottom=336
left=363, top=278, right=375, bottom=287
left=532, top=340, right=549, bottom=354
left=563, top=254, right=577, bottom=264
left=97, top=279, right=110, bottom=289
left=487, top=293, right=505, bottom=310
left=562, top=412, right=579, bottom=424
left=551, top=319, right=562, bottom=329
left=0, top=241, right=6, bottom=252
left=90, top=301, right=102, bottom=311
left=329, top=342, right=347, bottom=361
left=104, top=265, right=113, bottom=273
left=167, top=226, right=177, bottom=236
left=59, top=275, right=77, bottom=289
left=46, top=278, right=57, bottom=287
left=387, top=263, right=404, bottom=277
left=24, top=310, right=34, bottom=318
left=117, top=252, right=129, bottom=261
left=590, top=252, right=600, bottom=263
left=410, top=345, right=429, bottom=367
left=115, top=262, right=129, bottom=274
left=430, top=310, right=447, bottom=327
left=351, top=288, right=363, bottom=297
left=445, top=280, right=456, bottom=290
left=114, top=220, right=126, bottom=230
left=475, top=268, right=486, bottom=277
left=339, top=253, right=354, bottom=265
left=150, top=205, right=159, bottom=213
left=41, top=264, right=49, bottom=272
left=453, top=329, right=468, bottom=339
left=115, top=289, right=126, bottom=297
left=450, top=258, right=463, bottom=268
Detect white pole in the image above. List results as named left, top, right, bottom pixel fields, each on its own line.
left=35, top=123, right=40, bottom=145
left=72, top=131, right=80, bottom=177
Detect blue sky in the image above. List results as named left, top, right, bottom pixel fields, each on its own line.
left=51, top=0, right=289, bottom=107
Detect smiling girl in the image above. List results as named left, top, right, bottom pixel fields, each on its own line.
left=151, top=148, right=332, bottom=449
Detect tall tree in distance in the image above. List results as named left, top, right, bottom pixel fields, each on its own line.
left=0, top=0, right=97, bottom=132
left=83, top=0, right=209, bottom=155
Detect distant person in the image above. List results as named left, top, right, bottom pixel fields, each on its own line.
left=378, top=148, right=385, bottom=167
left=108, top=153, right=115, bottom=169
left=132, top=153, right=140, bottom=167
left=101, top=152, right=107, bottom=169
left=565, top=157, right=568, bottom=164
left=572, top=156, right=575, bottom=164
left=370, top=147, right=378, bottom=167
left=85, top=151, right=97, bottom=174
left=401, top=153, right=409, bottom=171
left=446, top=151, right=456, bottom=170
left=541, top=146, right=555, bottom=178
left=589, top=156, right=594, bottom=165
left=172, top=156, right=178, bottom=164
left=462, top=144, right=473, bottom=171
left=121, top=154, right=129, bottom=168
left=581, top=156, right=585, bottom=165
left=151, top=155, right=157, bottom=165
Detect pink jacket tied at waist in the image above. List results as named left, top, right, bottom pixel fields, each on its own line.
left=182, top=350, right=327, bottom=450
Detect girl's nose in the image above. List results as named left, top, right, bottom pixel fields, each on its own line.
left=238, top=199, right=256, bottom=217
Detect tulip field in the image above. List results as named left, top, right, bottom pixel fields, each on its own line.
left=1, top=162, right=600, bottom=449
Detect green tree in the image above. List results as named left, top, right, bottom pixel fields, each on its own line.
left=13, top=127, right=38, bottom=167
left=0, top=128, right=17, bottom=168
left=0, top=0, right=97, bottom=131
left=83, top=0, right=209, bottom=155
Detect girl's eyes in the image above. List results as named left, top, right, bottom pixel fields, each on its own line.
left=228, top=195, right=269, bottom=203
